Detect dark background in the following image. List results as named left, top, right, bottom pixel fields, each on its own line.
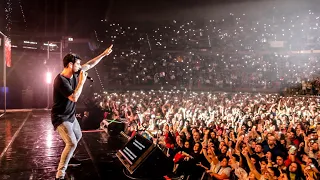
left=1, top=0, right=320, bottom=37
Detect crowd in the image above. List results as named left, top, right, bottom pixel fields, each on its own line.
left=99, top=10, right=320, bottom=52
left=9, top=9, right=320, bottom=97
left=94, top=10, right=320, bottom=94
left=79, top=5, right=320, bottom=180
left=104, top=50, right=320, bottom=94
left=90, top=90, right=320, bottom=180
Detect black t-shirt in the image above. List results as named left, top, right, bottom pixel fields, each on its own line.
left=51, top=74, right=78, bottom=130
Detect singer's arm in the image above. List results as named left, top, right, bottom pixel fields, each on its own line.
left=68, top=80, right=85, bottom=102
left=81, top=44, right=113, bottom=71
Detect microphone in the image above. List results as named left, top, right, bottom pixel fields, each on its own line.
left=76, top=69, right=94, bottom=82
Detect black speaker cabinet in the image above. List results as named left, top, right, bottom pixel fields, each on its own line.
left=107, top=120, right=126, bottom=136
left=117, top=134, right=172, bottom=179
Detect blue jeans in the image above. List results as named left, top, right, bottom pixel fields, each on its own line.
left=56, top=119, right=82, bottom=179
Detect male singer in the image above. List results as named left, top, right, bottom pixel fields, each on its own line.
left=52, top=45, right=113, bottom=180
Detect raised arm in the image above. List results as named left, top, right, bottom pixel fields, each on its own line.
left=81, top=45, right=113, bottom=71
left=243, top=149, right=262, bottom=180
left=68, top=70, right=87, bottom=102
left=202, top=142, right=219, bottom=165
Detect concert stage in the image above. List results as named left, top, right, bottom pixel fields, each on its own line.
left=0, top=110, right=129, bottom=180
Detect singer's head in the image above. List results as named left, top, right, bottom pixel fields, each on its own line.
left=63, top=53, right=82, bottom=73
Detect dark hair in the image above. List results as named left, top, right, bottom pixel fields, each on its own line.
left=229, top=141, right=236, bottom=149
left=250, top=154, right=261, bottom=162
left=286, top=162, right=304, bottom=179
left=269, top=167, right=280, bottom=177
left=63, top=53, right=81, bottom=67
left=218, top=155, right=229, bottom=162
left=310, top=158, right=319, bottom=170
left=259, top=157, right=268, bottom=164
left=222, top=144, right=228, bottom=150
left=289, top=130, right=297, bottom=137
left=276, top=155, right=284, bottom=160
left=232, top=154, right=240, bottom=162
left=194, top=142, right=202, bottom=152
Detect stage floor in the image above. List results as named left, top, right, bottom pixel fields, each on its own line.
left=0, top=110, right=129, bottom=180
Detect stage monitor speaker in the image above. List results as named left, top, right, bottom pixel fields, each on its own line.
left=107, top=120, right=126, bottom=136
left=117, top=134, right=172, bottom=179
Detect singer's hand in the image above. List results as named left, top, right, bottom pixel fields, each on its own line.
left=79, top=70, right=88, bottom=83
left=102, top=44, right=113, bottom=56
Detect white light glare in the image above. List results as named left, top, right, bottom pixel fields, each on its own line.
left=46, top=72, right=52, bottom=84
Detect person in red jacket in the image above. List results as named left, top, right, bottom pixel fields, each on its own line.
left=284, top=147, right=303, bottom=167
left=164, top=130, right=175, bottom=149
left=288, top=131, right=300, bottom=147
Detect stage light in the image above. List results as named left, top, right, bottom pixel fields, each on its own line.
left=46, top=72, right=52, bottom=84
